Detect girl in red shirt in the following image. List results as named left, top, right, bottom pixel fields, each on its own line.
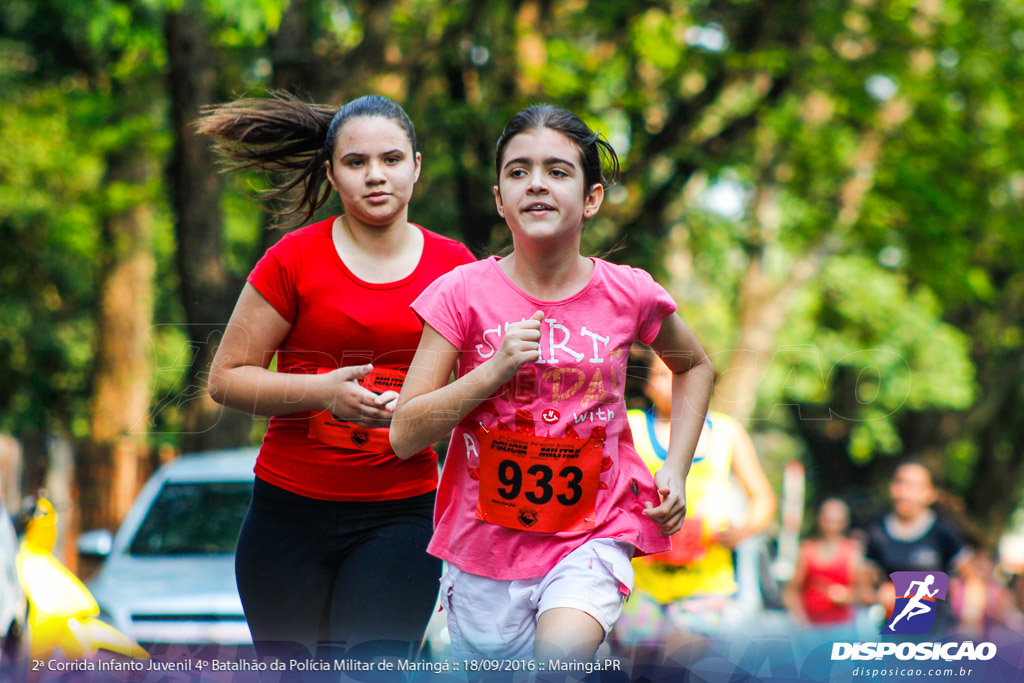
left=784, top=497, right=869, bottom=626
left=198, top=92, right=474, bottom=662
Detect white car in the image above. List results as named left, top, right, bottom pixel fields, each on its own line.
left=79, top=448, right=258, bottom=656
left=0, top=492, right=28, bottom=674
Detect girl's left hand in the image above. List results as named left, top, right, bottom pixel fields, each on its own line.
left=643, top=468, right=687, bottom=535
left=827, top=583, right=851, bottom=605
left=376, top=390, right=400, bottom=413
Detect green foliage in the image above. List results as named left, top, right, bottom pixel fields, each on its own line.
left=0, top=86, right=103, bottom=433
left=2, top=0, right=1024, bottom=527
left=770, top=256, right=975, bottom=458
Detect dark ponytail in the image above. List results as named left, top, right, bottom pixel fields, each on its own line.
left=197, top=91, right=417, bottom=227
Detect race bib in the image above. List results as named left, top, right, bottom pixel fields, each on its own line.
left=307, top=367, right=406, bottom=450
left=475, top=429, right=603, bottom=533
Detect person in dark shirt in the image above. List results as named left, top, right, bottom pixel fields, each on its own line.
left=863, top=461, right=979, bottom=634
left=865, top=511, right=964, bottom=577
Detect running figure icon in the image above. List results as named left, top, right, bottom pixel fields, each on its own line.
left=887, top=574, right=938, bottom=632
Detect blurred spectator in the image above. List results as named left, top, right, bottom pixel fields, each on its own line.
left=612, top=356, right=776, bottom=655
left=998, top=533, right=1024, bottom=616
left=951, top=549, right=1024, bottom=641
left=784, top=498, right=871, bottom=628
left=862, top=461, right=982, bottom=634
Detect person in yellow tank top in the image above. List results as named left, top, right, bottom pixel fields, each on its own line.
left=612, top=355, right=776, bottom=653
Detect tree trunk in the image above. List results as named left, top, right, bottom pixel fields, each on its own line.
left=47, top=436, right=78, bottom=570
left=166, top=2, right=253, bottom=452
left=709, top=246, right=829, bottom=423
left=0, top=435, right=22, bottom=511
left=79, top=147, right=155, bottom=533
left=709, top=101, right=902, bottom=424
left=259, top=0, right=326, bottom=256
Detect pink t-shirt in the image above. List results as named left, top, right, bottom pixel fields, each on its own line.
left=411, top=256, right=677, bottom=580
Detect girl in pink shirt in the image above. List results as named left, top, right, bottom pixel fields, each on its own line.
left=390, top=105, right=714, bottom=662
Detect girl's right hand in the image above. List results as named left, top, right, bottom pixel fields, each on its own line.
left=321, top=364, right=398, bottom=427
left=491, top=311, right=544, bottom=382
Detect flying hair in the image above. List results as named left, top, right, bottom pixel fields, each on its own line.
left=196, top=91, right=417, bottom=227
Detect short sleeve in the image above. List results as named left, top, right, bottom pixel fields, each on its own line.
left=458, top=244, right=477, bottom=266
left=411, top=267, right=467, bottom=349
left=635, top=267, right=678, bottom=345
left=247, top=241, right=298, bottom=324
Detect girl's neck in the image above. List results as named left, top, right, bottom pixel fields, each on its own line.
left=500, top=245, right=594, bottom=301
left=885, top=508, right=935, bottom=540
left=337, top=211, right=413, bottom=255
left=333, top=212, right=423, bottom=283
left=813, top=535, right=845, bottom=561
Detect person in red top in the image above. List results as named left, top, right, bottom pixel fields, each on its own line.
left=198, top=92, right=475, bottom=662
left=785, top=498, right=868, bottom=627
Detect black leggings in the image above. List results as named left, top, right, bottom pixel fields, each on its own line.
left=235, top=478, right=441, bottom=661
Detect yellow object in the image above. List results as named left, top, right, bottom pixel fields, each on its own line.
left=16, top=498, right=149, bottom=661
left=23, top=498, right=57, bottom=553
left=629, top=409, right=739, bottom=602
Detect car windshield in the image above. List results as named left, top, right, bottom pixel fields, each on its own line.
left=129, top=482, right=251, bottom=556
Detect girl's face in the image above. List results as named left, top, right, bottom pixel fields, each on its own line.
left=817, top=499, right=850, bottom=536
left=493, top=127, right=603, bottom=246
left=890, top=464, right=936, bottom=519
left=326, top=116, right=421, bottom=227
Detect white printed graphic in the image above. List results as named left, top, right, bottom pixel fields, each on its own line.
left=887, top=573, right=938, bottom=631
left=473, top=319, right=609, bottom=365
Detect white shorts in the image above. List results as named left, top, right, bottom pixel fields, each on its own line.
left=438, top=538, right=635, bottom=660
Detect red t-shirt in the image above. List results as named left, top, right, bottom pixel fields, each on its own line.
left=246, top=217, right=476, bottom=501
left=801, top=537, right=856, bottom=624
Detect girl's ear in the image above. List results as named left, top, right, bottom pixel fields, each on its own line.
left=583, top=183, right=604, bottom=218
left=493, top=185, right=505, bottom=218
left=413, top=151, right=422, bottom=183
left=325, top=159, right=338, bottom=193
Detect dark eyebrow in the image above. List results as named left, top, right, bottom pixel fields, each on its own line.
left=502, top=156, right=578, bottom=171
left=340, top=149, right=405, bottom=161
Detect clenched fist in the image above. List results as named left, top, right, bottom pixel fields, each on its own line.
left=490, top=310, right=545, bottom=383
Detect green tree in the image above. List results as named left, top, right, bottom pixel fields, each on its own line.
left=3, top=0, right=1024, bottom=542
left=0, top=0, right=165, bottom=535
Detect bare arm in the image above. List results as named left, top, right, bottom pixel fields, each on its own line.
left=643, top=313, right=715, bottom=535
left=956, top=554, right=985, bottom=634
left=208, top=283, right=397, bottom=425
left=852, top=545, right=877, bottom=606
left=718, top=421, right=777, bottom=548
left=390, top=312, right=545, bottom=458
left=783, top=543, right=811, bottom=625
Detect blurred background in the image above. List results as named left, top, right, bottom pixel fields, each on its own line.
left=1, top=0, right=1023, bottom=583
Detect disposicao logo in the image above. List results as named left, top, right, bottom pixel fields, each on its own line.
left=832, top=569, right=997, bottom=663
left=884, top=571, right=948, bottom=635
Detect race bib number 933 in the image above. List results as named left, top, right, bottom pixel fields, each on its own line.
left=476, top=430, right=602, bottom=533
